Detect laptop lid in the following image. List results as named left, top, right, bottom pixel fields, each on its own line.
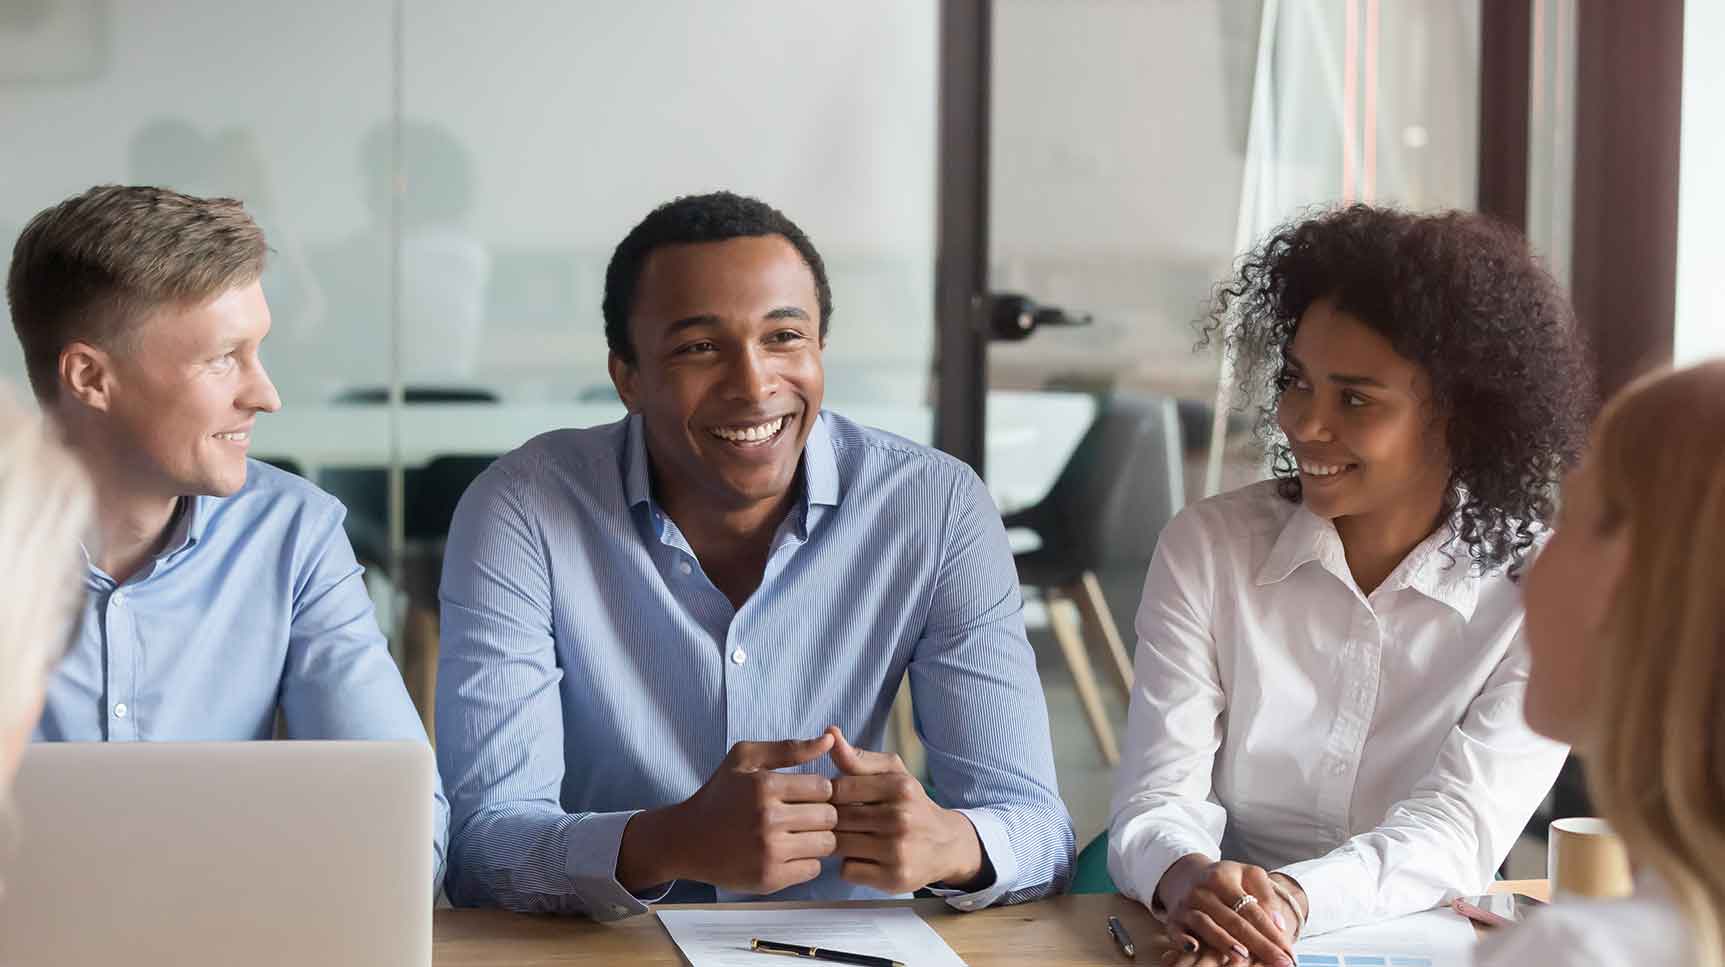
left=0, top=740, right=433, bottom=967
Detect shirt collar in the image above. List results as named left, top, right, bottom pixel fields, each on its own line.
left=1254, top=500, right=1345, bottom=588
left=164, top=494, right=208, bottom=555
left=800, top=412, right=839, bottom=508
left=1254, top=497, right=1482, bottom=620
left=79, top=495, right=206, bottom=588
left=1380, top=525, right=1482, bottom=619
left=623, top=414, right=653, bottom=510
left=622, top=410, right=840, bottom=513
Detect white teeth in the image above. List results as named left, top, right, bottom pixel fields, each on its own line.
left=1300, top=461, right=1348, bottom=477
left=214, top=432, right=249, bottom=442
left=711, top=416, right=787, bottom=444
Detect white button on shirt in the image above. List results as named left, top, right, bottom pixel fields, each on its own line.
left=112, top=703, right=127, bottom=719
left=677, top=560, right=693, bottom=576
left=1108, top=480, right=1567, bottom=937
left=730, top=648, right=747, bottom=666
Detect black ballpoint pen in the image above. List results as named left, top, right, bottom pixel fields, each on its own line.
left=1108, top=914, right=1137, bottom=959
left=750, top=937, right=906, bottom=967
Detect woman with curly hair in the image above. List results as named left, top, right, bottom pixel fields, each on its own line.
left=1106, top=205, right=1593, bottom=966
left=1476, top=360, right=1725, bottom=966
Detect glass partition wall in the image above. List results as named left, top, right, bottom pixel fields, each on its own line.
left=0, top=0, right=942, bottom=725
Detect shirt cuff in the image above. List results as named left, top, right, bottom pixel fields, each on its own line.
left=1111, top=830, right=1216, bottom=919
left=929, top=808, right=1018, bottom=911
left=563, top=809, right=676, bottom=921
left=1274, top=855, right=1360, bottom=938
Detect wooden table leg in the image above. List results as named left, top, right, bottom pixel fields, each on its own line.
left=1073, top=571, right=1135, bottom=699
left=1047, top=589, right=1120, bottom=766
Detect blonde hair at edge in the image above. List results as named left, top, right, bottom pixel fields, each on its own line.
left=0, top=389, right=91, bottom=802
left=1586, top=359, right=1725, bottom=965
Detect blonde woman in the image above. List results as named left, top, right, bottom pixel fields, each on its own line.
left=0, top=389, right=92, bottom=800
left=1476, top=359, right=1725, bottom=966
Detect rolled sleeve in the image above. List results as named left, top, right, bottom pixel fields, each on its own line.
left=909, top=466, right=1075, bottom=908
left=1108, top=507, right=1228, bottom=913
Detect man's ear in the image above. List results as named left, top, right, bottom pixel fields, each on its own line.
left=59, top=341, right=116, bottom=412
left=608, top=352, right=640, bottom=414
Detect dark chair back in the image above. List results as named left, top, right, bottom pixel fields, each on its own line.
left=321, top=454, right=498, bottom=573
left=405, top=455, right=498, bottom=540
left=333, top=386, right=499, bottom=405
left=1013, top=393, right=1185, bottom=581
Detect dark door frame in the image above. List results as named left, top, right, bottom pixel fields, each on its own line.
left=932, top=0, right=991, bottom=476
left=1477, top=0, right=1685, bottom=402
left=1477, top=1, right=1533, bottom=229
left=1570, top=0, right=1685, bottom=399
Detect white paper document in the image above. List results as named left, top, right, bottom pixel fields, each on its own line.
left=656, top=906, right=969, bottom=967
left=1293, top=907, right=1478, bottom=967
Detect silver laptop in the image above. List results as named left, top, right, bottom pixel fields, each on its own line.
left=0, top=740, right=434, bottom=967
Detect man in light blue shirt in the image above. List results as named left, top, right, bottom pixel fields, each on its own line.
left=437, top=191, right=1073, bottom=920
left=8, top=185, right=447, bottom=887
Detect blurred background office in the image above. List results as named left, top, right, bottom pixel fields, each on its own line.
left=0, top=0, right=1716, bottom=860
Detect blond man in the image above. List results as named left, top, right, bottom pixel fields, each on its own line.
left=5, top=185, right=447, bottom=888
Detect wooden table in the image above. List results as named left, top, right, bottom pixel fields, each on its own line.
left=437, top=894, right=1160, bottom=966
left=1498, top=879, right=1550, bottom=902
left=435, top=882, right=1549, bottom=966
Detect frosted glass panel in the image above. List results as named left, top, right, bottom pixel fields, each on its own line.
left=400, top=0, right=939, bottom=409
left=0, top=0, right=395, bottom=408
left=0, top=1, right=940, bottom=583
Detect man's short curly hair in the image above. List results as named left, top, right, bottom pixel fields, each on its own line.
left=603, top=191, right=832, bottom=364
left=1205, top=204, right=1595, bottom=576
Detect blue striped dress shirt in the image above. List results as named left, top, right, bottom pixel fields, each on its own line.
left=34, top=460, right=449, bottom=890
left=436, top=410, right=1073, bottom=920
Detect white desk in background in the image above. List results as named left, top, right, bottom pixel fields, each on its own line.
left=248, top=390, right=1097, bottom=514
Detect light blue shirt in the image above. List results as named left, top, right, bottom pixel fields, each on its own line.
left=36, top=460, right=449, bottom=889
left=437, top=411, right=1073, bottom=920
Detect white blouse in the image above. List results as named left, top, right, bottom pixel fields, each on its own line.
left=1473, top=877, right=1697, bottom=966
left=1108, top=480, right=1568, bottom=936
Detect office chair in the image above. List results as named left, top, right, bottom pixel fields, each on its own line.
left=1004, top=393, right=1186, bottom=766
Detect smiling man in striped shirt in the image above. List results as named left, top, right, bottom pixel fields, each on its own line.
left=436, top=191, right=1074, bottom=919
left=8, top=185, right=447, bottom=890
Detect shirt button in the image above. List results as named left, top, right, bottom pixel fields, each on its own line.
left=731, top=648, right=747, bottom=665
left=677, top=561, right=693, bottom=576
left=112, top=591, right=126, bottom=607
left=610, top=904, right=629, bottom=916
left=113, top=703, right=128, bottom=719
left=1330, top=760, right=1347, bottom=776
